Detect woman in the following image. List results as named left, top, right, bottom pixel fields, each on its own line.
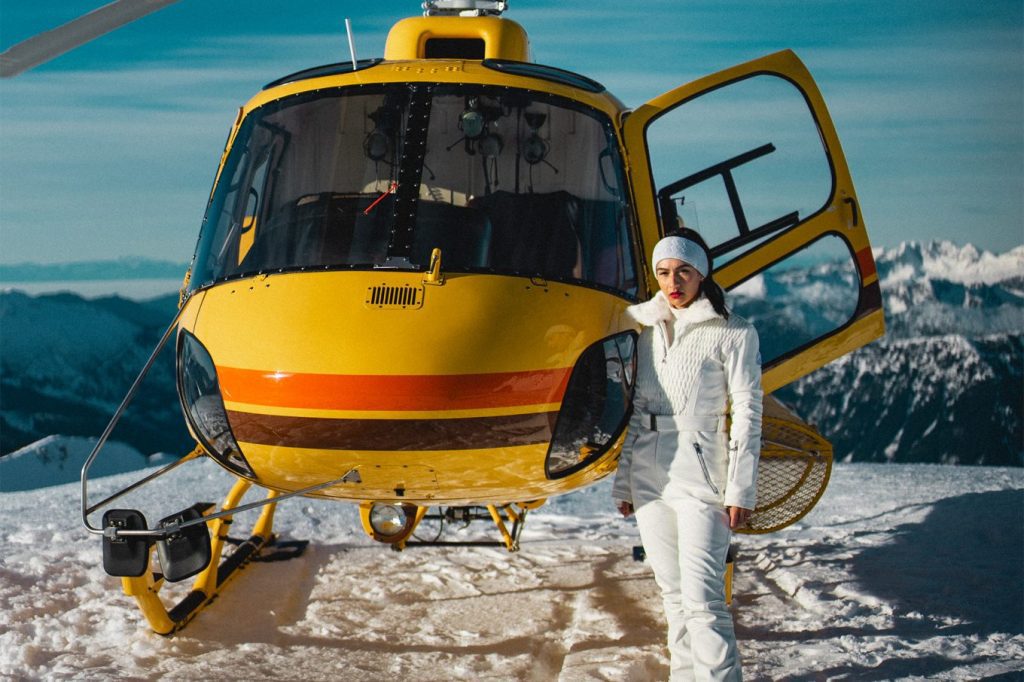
left=612, top=228, right=762, bottom=681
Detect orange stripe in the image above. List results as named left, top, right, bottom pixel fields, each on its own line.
left=218, top=366, right=572, bottom=411
left=856, top=246, right=877, bottom=279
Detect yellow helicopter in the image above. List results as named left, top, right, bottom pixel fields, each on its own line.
left=18, top=0, right=887, bottom=634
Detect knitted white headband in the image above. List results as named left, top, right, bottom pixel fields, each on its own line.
left=651, top=236, right=709, bottom=278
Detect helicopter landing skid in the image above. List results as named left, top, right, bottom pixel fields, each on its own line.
left=116, top=478, right=288, bottom=636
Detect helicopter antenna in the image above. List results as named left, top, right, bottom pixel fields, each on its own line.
left=345, top=18, right=358, bottom=69
left=423, top=0, right=508, bottom=17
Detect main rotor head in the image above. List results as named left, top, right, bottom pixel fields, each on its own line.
left=422, top=0, right=508, bottom=17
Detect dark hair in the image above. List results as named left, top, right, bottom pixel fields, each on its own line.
left=666, top=227, right=730, bottom=320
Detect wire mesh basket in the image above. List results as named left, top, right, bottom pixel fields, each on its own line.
left=738, top=395, right=833, bottom=534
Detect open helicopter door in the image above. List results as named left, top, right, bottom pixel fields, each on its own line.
left=622, top=49, right=884, bottom=393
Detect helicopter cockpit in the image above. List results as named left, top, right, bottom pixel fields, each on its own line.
left=188, top=82, right=638, bottom=298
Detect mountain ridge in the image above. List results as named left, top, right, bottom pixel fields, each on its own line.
left=0, top=257, right=189, bottom=282
left=873, top=240, right=1024, bottom=286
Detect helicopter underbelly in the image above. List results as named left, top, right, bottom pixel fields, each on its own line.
left=182, top=270, right=634, bottom=504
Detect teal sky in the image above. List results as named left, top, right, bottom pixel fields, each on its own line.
left=1, top=0, right=1021, bottom=264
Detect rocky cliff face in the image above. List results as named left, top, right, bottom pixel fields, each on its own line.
left=777, top=333, right=1021, bottom=465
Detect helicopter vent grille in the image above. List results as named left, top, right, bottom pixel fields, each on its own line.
left=366, top=284, right=424, bottom=309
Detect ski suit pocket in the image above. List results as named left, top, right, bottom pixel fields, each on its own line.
left=693, top=442, right=720, bottom=496
left=660, top=430, right=724, bottom=503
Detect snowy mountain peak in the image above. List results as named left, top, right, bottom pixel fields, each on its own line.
left=874, top=240, right=1024, bottom=286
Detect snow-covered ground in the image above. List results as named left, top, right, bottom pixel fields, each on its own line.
left=1, top=461, right=1021, bottom=681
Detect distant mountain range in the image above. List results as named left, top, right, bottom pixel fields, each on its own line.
left=0, top=241, right=1021, bottom=474
left=0, top=290, right=193, bottom=472
left=0, top=258, right=188, bottom=282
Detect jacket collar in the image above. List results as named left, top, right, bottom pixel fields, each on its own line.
left=627, top=291, right=722, bottom=327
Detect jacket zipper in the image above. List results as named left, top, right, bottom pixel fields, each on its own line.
left=693, top=442, right=720, bottom=496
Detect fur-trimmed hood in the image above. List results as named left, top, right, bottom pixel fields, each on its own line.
left=626, top=291, right=722, bottom=328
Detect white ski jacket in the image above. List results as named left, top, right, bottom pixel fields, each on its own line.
left=612, top=292, right=763, bottom=510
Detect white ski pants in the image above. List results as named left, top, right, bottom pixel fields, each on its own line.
left=635, top=496, right=740, bottom=681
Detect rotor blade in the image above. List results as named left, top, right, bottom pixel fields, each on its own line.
left=0, top=0, right=180, bottom=78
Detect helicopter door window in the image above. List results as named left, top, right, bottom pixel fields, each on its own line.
left=645, top=74, right=833, bottom=261
left=236, top=146, right=274, bottom=266
left=729, top=234, right=860, bottom=367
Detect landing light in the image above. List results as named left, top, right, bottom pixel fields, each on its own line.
left=366, top=502, right=421, bottom=544
left=369, top=503, right=410, bottom=537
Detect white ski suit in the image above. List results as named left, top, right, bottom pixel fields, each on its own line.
left=613, top=291, right=762, bottom=681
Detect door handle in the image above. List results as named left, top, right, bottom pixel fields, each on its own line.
left=843, top=196, right=859, bottom=227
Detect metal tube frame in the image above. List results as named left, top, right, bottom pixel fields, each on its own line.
left=81, top=307, right=185, bottom=535
left=79, top=306, right=356, bottom=540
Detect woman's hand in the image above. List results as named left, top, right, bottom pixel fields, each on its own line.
left=727, top=506, right=751, bottom=530
left=617, top=500, right=635, bottom=518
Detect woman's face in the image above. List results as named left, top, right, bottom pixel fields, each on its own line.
left=655, top=258, right=704, bottom=309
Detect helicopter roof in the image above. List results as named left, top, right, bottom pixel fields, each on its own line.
left=262, top=10, right=604, bottom=93
left=262, top=58, right=606, bottom=96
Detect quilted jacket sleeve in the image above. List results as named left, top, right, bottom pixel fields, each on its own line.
left=723, top=323, right=763, bottom=510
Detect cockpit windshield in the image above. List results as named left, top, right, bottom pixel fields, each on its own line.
left=189, top=83, right=637, bottom=297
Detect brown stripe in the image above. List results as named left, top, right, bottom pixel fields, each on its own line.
left=228, top=410, right=557, bottom=451
left=855, top=279, right=884, bottom=318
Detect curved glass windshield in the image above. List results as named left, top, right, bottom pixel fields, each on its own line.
left=189, top=84, right=637, bottom=296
